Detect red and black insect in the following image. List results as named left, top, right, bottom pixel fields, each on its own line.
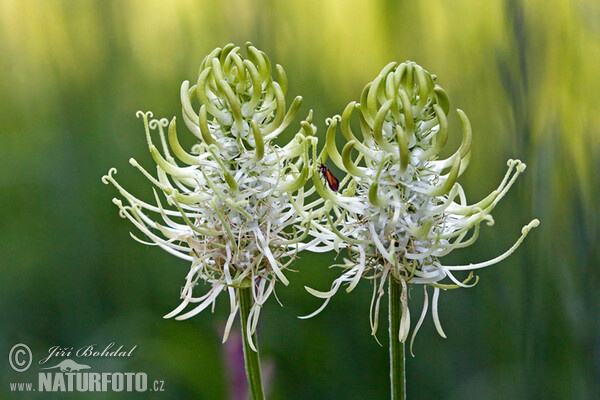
left=319, top=163, right=340, bottom=192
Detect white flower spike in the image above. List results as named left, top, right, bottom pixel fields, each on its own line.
left=303, top=61, right=539, bottom=354
left=103, top=43, right=320, bottom=350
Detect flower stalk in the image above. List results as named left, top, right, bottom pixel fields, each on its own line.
left=239, top=285, right=265, bottom=400
left=389, top=277, right=406, bottom=400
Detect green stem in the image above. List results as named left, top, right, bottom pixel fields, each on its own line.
left=389, top=277, right=406, bottom=400
left=238, top=287, right=265, bottom=400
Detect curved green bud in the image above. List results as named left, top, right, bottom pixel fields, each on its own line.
left=429, top=155, right=460, bottom=196
left=434, top=109, right=473, bottom=170
left=373, top=99, right=395, bottom=152
left=226, top=49, right=246, bottom=83
left=198, top=105, right=218, bottom=147
left=356, top=103, right=373, bottom=143
left=276, top=64, right=287, bottom=96
left=199, top=46, right=222, bottom=71
left=342, top=141, right=368, bottom=178
left=403, top=62, right=414, bottom=93
left=211, top=57, right=225, bottom=83
left=366, top=74, right=385, bottom=121
left=168, top=118, right=200, bottom=165
left=324, top=118, right=346, bottom=172
left=300, top=120, right=314, bottom=137
left=219, top=43, right=235, bottom=65
left=393, top=62, right=407, bottom=91
left=433, top=104, right=449, bottom=149
left=264, top=95, right=303, bottom=141
left=279, top=138, right=313, bottom=193
left=340, top=101, right=360, bottom=143
left=360, top=82, right=374, bottom=127
left=249, top=120, right=264, bottom=161
left=241, top=59, right=262, bottom=117
left=196, top=67, right=230, bottom=124
left=368, top=154, right=391, bottom=207
left=180, top=80, right=199, bottom=125
left=368, top=181, right=384, bottom=207
left=415, top=65, right=431, bottom=113
left=456, top=109, right=472, bottom=158
left=259, top=49, right=272, bottom=80
left=376, top=72, right=390, bottom=106
left=216, top=78, right=244, bottom=133
left=419, top=104, right=448, bottom=161
left=398, top=89, right=415, bottom=134
left=149, top=146, right=195, bottom=179
left=339, top=103, right=380, bottom=160
left=280, top=161, right=310, bottom=193
left=385, top=72, right=396, bottom=100
left=246, top=44, right=269, bottom=82
left=262, top=81, right=286, bottom=135
left=396, top=124, right=409, bottom=172
left=434, top=85, right=450, bottom=115
left=380, top=61, right=398, bottom=79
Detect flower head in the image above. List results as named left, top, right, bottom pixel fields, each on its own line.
left=103, top=43, right=317, bottom=348
left=303, top=61, right=539, bottom=352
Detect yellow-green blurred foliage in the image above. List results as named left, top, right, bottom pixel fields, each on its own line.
left=1, top=1, right=598, bottom=399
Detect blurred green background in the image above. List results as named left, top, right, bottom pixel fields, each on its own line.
left=1, top=0, right=598, bottom=399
